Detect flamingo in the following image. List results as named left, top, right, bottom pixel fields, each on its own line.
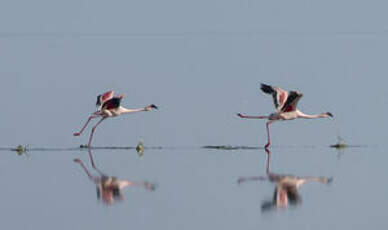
left=73, top=90, right=158, bottom=148
left=238, top=149, right=333, bottom=211
left=237, top=83, right=333, bottom=149
left=74, top=149, right=155, bottom=205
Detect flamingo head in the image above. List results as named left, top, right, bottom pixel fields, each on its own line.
left=145, top=104, right=158, bottom=111
left=326, top=112, right=333, bottom=117
left=144, top=182, right=157, bottom=191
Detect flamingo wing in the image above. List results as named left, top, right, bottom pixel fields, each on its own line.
left=101, top=97, right=122, bottom=110
left=260, top=83, right=289, bottom=111
left=96, top=91, right=114, bottom=107
left=280, top=91, right=303, bottom=112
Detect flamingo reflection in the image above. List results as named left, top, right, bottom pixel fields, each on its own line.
left=238, top=149, right=332, bottom=212
left=74, top=149, right=156, bottom=205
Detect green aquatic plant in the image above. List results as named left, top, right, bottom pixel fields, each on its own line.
left=136, top=140, right=144, bottom=157
left=13, top=145, right=29, bottom=156
left=330, top=136, right=347, bottom=149
left=79, top=144, right=88, bottom=149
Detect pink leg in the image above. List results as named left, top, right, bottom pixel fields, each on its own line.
left=265, top=148, right=271, bottom=175
left=88, top=117, right=106, bottom=148
left=237, top=113, right=268, bottom=119
left=73, top=158, right=93, bottom=180
left=88, top=148, right=105, bottom=176
left=74, top=115, right=98, bottom=136
left=264, top=121, right=273, bottom=149
left=237, top=175, right=268, bottom=184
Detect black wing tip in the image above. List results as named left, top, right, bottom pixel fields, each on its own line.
left=326, top=112, right=333, bottom=117
left=96, top=95, right=102, bottom=106
left=115, top=97, right=123, bottom=106
left=260, top=83, right=274, bottom=94
left=150, top=104, right=158, bottom=110
left=101, top=97, right=122, bottom=110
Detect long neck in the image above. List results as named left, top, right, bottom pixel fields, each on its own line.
left=119, top=106, right=146, bottom=114
left=305, top=176, right=330, bottom=184
left=75, top=160, right=100, bottom=183
left=116, top=180, right=132, bottom=189
left=293, top=177, right=328, bottom=188
left=297, top=110, right=329, bottom=119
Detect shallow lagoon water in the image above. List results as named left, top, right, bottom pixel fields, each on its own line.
left=2, top=2, right=388, bottom=228
left=1, top=145, right=386, bottom=230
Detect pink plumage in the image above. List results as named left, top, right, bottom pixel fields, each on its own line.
left=74, top=91, right=158, bottom=148
left=238, top=83, right=333, bottom=149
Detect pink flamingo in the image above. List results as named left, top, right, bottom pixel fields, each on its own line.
left=73, top=90, right=158, bottom=147
left=238, top=149, right=333, bottom=211
left=238, top=83, right=333, bottom=149
left=74, top=149, right=155, bottom=205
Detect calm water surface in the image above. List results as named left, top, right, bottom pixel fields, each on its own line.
left=0, top=145, right=386, bottom=230
left=2, top=1, right=388, bottom=229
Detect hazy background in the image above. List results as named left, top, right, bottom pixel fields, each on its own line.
left=1, top=1, right=388, bottom=230
left=1, top=0, right=388, bottom=148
